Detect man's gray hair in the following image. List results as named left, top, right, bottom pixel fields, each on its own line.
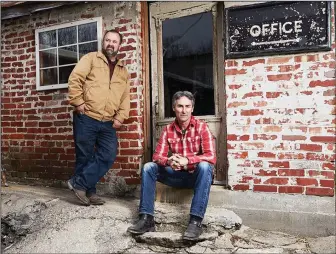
left=172, top=91, right=195, bottom=107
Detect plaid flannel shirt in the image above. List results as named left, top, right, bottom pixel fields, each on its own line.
left=153, top=116, right=216, bottom=172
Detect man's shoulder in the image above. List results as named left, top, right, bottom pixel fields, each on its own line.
left=192, top=117, right=207, bottom=125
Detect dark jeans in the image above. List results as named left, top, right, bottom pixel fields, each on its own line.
left=70, top=113, right=117, bottom=195
left=139, top=162, right=213, bottom=218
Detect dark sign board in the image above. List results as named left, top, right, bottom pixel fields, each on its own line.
left=226, top=1, right=331, bottom=58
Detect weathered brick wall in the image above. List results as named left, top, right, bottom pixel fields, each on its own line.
left=225, top=5, right=335, bottom=196
left=1, top=2, right=144, bottom=185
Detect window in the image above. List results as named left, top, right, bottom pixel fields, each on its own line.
left=35, top=18, right=102, bottom=91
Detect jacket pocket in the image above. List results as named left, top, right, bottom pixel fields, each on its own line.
left=83, top=85, right=106, bottom=113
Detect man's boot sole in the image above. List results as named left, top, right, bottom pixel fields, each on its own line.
left=127, top=227, right=155, bottom=235
left=67, top=180, right=90, bottom=206
left=182, top=236, right=200, bottom=241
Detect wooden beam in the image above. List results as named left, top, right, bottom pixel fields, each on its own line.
left=1, top=1, right=78, bottom=20
left=140, top=2, right=152, bottom=164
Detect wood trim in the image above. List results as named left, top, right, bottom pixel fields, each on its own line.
left=141, top=2, right=152, bottom=164
left=1, top=1, right=78, bottom=20
left=214, top=2, right=228, bottom=185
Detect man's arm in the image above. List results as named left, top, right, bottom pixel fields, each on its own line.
left=113, top=73, right=130, bottom=124
left=186, top=123, right=216, bottom=170
left=152, top=126, right=170, bottom=166
left=68, top=54, right=92, bottom=106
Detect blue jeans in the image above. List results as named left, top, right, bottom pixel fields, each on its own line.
left=139, top=162, right=213, bottom=218
left=70, top=113, right=118, bottom=195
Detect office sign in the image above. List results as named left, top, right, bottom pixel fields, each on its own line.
left=226, top=1, right=331, bottom=58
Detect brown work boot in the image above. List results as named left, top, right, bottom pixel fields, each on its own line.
left=87, top=193, right=105, bottom=205
left=67, top=180, right=90, bottom=206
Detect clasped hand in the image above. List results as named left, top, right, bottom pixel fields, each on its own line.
left=167, top=154, right=188, bottom=171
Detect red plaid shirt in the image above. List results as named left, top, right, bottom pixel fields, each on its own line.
left=153, top=116, right=216, bottom=171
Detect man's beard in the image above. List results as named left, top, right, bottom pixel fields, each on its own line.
left=103, top=47, right=118, bottom=58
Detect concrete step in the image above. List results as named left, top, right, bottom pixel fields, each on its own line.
left=155, top=182, right=336, bottom=237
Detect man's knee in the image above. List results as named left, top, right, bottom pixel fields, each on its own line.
left=142, top=162, right=158, bottom=174
left=196, top=162, right=213, bottom=173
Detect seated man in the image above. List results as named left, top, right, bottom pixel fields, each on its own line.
left=127, top=91, right=216, bottom=241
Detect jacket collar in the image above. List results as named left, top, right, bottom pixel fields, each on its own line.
left=97, top=51, right=124, bottom=67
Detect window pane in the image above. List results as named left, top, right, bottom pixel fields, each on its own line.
left=79, top=42, right=98, bottom=58
left=58, top=26, right=77, bottom=46
left=78, top=22, right=97, bottom=42
left=59, top=46, right=77, bottom=65
left=39, top=49, right=57, bottom=68
left=40, top=68, right=57, bottom=86
left=162, top=12, right=214, bottom=117
left=59, top=65, right=75, bottom=84
left=39, top=30, right=56, bottom=49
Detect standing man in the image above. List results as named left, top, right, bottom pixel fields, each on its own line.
left=127, top=91, right=216, bottom=241
left=67, top=29, right=130, bottom=206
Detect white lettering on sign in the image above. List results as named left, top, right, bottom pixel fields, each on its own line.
left=250, top=20, right=303, bottom=38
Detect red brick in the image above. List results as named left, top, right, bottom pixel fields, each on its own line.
left=321, top=162, right=335, bottom=170
left=257, top=170, right=277, bottom=176
left=227, top=134, right=249, bottom=141
left=25, top=35, right=35, bottom=41
left=279, top=186, right=304, bottom=194
left=232, top=184, right=249, bottom=191
left=320, top=179, right=335, bottom=188
left=242, top=59, right=265, bottom=66
left=298, top=144, right=322, bottom=152
left=225, top=69, right=247, bottom=75
left=228, top=101, right=247, bottom=108
left=323, top=88, right=336, bottom=96
left=309, top=80, right=335, bottom=87
left=278, top=169, right=304, bottom=177
left=267, top=74, right=292, bottom=81
left=308, top=170, right=334, bottom=179
left=306, top=153, right=335, bottom=161
left=277, top=152, right=305, bottom=160
left=263, top=126, right=282, bottom=132
left=242, top=92, right=263, bottom=99
left=310, top=136, right=335, bottom=143
left=241, top=109, right=263, bottom=116
left=267, top=56, right=292, bottom=64
left=226, top=60, right=238, bottom=67
left=296, top=178, right=318, bottom=186
left=13, top=38, right=24, bottom=43
left=268, top=161, right=290, bottom=168
left=306, top=187, right=334, bottom=197
left=124, top=177, right=141, bottom=185
left=282, top=135, right=306, bottom=141
left=253, top=185, right=277, bottom=192
left=253, top=134, right=277, bottom=140
left=264, top=177, right=288, bottom=185
left=258, top=152, right=276, bottom=158
left=119, top=149, right=142, bottom=155
left=228, top=84, right=242, bottom=90
left=231, top=151, right=248, bottom=159
left=300, top=91, right=313, bottom=95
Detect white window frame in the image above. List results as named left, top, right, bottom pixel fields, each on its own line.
left=35, top=17, right=102, bottom=91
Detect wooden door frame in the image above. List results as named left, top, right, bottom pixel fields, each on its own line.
left=141, top=2, right=152, bottom=164
left=144, top=2, right=228, bottom=185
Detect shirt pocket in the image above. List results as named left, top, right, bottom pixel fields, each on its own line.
left=167, top=138, right=180, bottom=152
left=186, top=136, right=201, bottom=154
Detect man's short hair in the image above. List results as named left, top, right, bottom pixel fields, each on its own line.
left=103, top=29, right=123, bottom=44
left=172, top=91, right=195, bottom=107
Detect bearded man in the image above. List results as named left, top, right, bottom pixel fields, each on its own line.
left=67, top=30, right=130, bottom=206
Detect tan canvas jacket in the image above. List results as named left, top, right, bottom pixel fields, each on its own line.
left=68, top=51, right=130, bottom=123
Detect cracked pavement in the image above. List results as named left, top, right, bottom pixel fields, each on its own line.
left=1, top=184, right=335, bottom=253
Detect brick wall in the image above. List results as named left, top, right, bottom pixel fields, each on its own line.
left=1, top=2, right=144, bottom=185
left=225, top=4, right=335, bottom=196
